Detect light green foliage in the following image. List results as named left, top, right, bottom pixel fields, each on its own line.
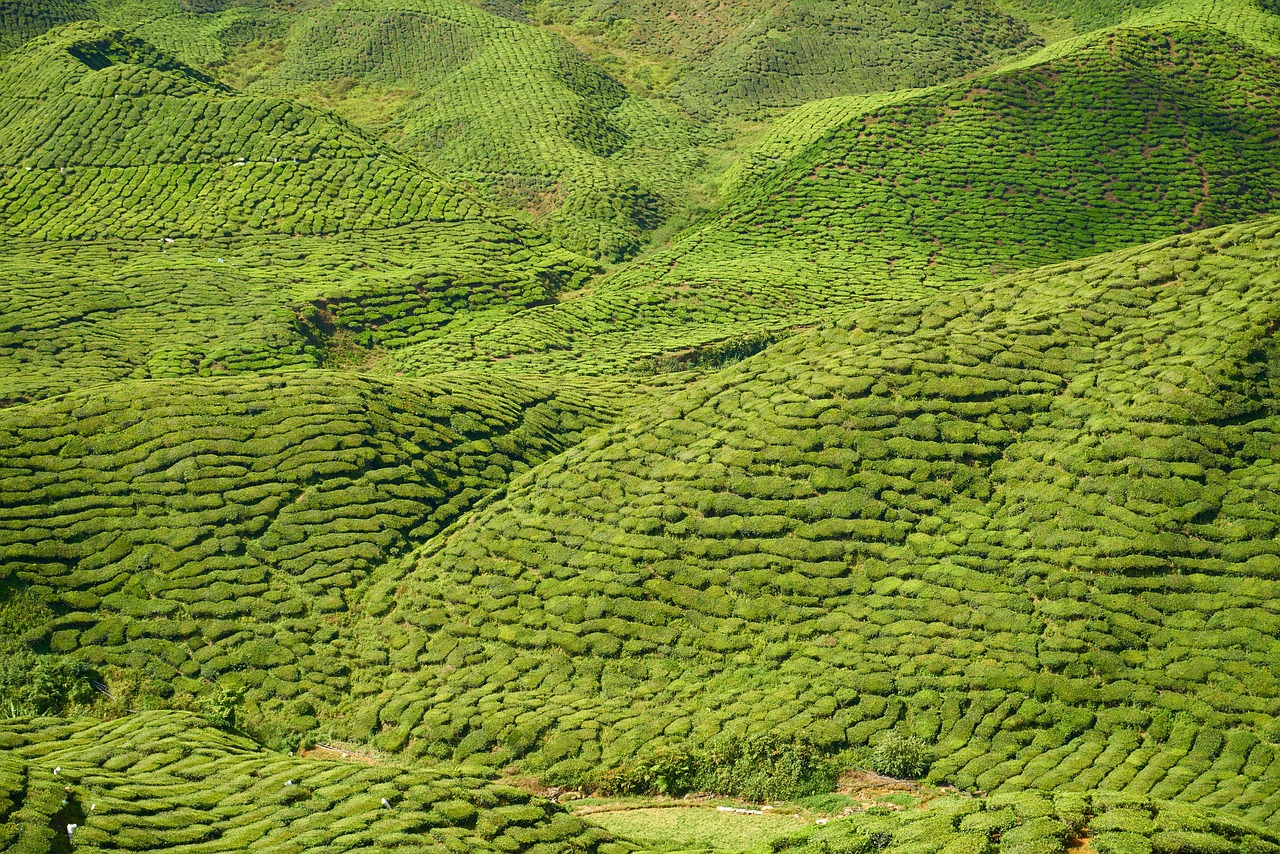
left=0, top=370, right=612, bottom=739
left=81, top=0, right=706, bottom=260
left=0, top=23, right=590, bottom=403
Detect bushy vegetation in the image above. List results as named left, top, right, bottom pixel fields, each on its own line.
left=352, top=214, right=1280, bottom=823
left=871, top=733, right=932, bottom=780
left=0, top=370, right=612, bottom=742
left=524, top=0, right=1038, bottom=116
left=591, top=735, right=836, bottom=801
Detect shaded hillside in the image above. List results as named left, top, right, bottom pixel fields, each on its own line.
left=526, top=0, right=1039, bottom=116
left=0, top=711, right=627, bottom=853
left=616, top=24, right=1280, bottom=303
left=344, top=216, right=1280, bottom=819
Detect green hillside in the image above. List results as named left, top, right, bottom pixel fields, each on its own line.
left=373, top=17, right=1280, bottom=381
left=0, top=0, right=95, bottom=51
left=354, top=215, right=1280, bottom=817
left=0, top=370, right=612, bottom=741
left=0, top=22, right=592, bottom=404
left=54, top=0, right=706, bottom=260
left=526, top=0, right=1040, bottom=116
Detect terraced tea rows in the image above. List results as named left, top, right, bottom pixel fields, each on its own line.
left=79, top=0, right=707, bottom=260
left=0, top=227, right=588, bottom=405
left=609, top=23, right=1280, bottom=304
left=0, top=371, right=612, bottom=740
left=786, top=790, right=1280, bottom=854
left=0, top=22, right=487, bottom=239
left=335, top=215, right=1280, bottom=821
left=526, top=0, right=1039, bottom=117
left=0, top=23, right=595, bottom=404
left=378, top=19, right=1280, bottom=382
left=0, top=0, right=95, bottom=52
left=0, top=711, right=627, bottom=852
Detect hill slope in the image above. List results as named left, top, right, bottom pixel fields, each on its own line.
left=0, top=370, right=613, bottom=741
left=375, top=18, right=1280, bottom=380
left=67, top=0, right=705, bottom=260
left=0, top=22, right=591, bottom=404
left=0, top=711, right=627, bottom=853
left=526, top=0, right=1040, bottom=117
left=342, top=215, right=1280, bottom=819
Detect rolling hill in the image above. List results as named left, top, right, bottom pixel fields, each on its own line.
left=330, top=214, right=1280, bottom=822
left=374, top=14, right=1280, bottom=381
left=51, top=0, right=708, bottom=261
left=0, top=22, right=592, bottom=404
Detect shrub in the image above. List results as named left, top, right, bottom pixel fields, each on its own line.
left=0, top=651, right=95, bottom=716
left=871, top=731, right=932, bottom=779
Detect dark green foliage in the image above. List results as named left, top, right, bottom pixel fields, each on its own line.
left=0, top=651, right=94, bottom=717
left=871, top=733, right=932, bottom=780
left=0, top=0, right=94, bottom=52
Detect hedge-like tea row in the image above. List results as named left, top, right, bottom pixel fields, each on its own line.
left=788, top=791, right=1280, bottom=854
left=0, top=0, right=95, bottom=52
left=0, top=711, right=629, bottom=853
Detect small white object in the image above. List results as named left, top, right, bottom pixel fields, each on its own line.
left=218, top=258, right=224, bottom=263
left=91, top=804, right=96, bottom=811
left=816, top=818, right=828, bottom=826
left=67, top=823, right=77, bottom=836
left=381, top=797, right=392, bottom=808
left=53, top=766, right=60, bottom=775
left=286, top=780, right=293, bottom=786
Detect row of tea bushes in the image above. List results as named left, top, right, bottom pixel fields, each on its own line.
left=783, top=791, right=1280, bottom=854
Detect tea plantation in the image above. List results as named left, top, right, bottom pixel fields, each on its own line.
left=354, top=214, right=1280, bottom=818
left=3, top=0, right=1280, bottom=850
left=0, top=711, right=627, bottom=853
left=41, top=0, right=711, bottom=261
